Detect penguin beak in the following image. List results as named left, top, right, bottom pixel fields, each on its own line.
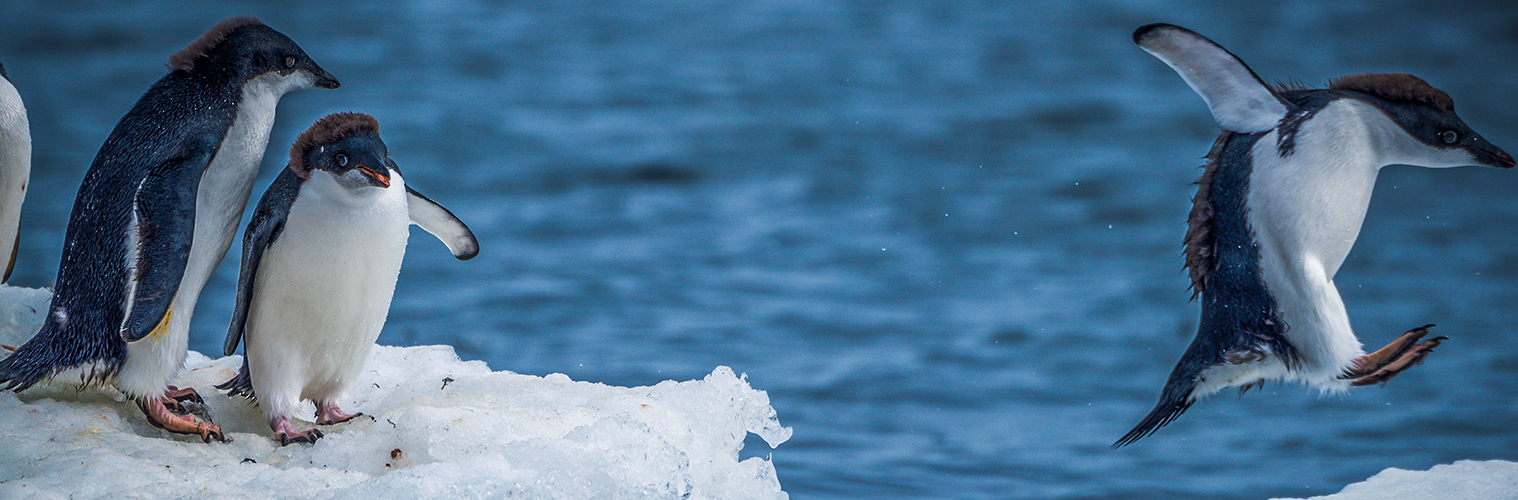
left=357, top=166, right=391, bottom=188
left=311, top=67, right=340, bottom=89
left=1474, top=142, right=1516, bottom=169
left=302, top=61, right=340, bottom=89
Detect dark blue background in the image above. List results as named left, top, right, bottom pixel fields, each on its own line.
left=4, top=1, right=1518, bottom=498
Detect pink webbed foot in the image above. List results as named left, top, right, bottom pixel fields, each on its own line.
left=1342, top=324, right=1447, bottom=387
left=315, top=403, right=362, bottom=425
left=271, top=416, right=323, bottom=446
left=138, top=391, right=225, bottom=443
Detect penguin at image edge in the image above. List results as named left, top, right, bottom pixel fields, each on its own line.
left=0, top=17, right=339, bottom=443
left=218, top=112, right=477, bottom=445
left=0, top=61, right=31, bottom=284
left=1113, top=23, right=1514, bottom=448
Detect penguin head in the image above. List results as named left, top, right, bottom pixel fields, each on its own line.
left=290, top=112, right=396, bottom=197
left=168, top=17, right=339, bottom=91
left=1329, top=73, right=1514, bottom=169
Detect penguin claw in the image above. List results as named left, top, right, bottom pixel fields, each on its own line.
left=276, top=428, right=323, bottom=446
left=164, top=385, right=205, bottom=405
left=1343, top=325, right=1446, bottom=387
left=137, top=397, right=227, bottom=443
left=316, top=406, right=361, bottom=425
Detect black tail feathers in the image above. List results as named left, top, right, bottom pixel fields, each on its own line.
left=0, top=322, right=119, bottom=393
left=215, top=357, right=256, bottom=400
left=1112, top=366, right=1201, bottom=448
left=0, top=346, right=57, bottom=393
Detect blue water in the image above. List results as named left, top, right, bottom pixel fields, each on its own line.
left=5, top=1, right=1518, bottom=498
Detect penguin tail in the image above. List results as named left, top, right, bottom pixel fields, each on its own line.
left=1112, top=363, right=1202, bottom=449
left=0, top=319, right=111, bottom=392
left=0, top=343, right=53, bottom=392
left=215, top=357, right=256, bottom=401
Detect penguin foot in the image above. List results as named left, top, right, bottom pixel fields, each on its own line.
left=1342, top=324, right=1447, bottom=387
left=315, top=404, right=361, bottom=425
left=164, top=385, right=205, bottom=405
left=138, top=396, right=227, bottom=443
left=272, top=417, right=323, bottom=446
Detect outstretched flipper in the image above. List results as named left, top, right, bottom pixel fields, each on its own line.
left=1133, top=23, right=1292, bottom=133
left=1342, top=324, right=1446, bottom=386
left=119, top=157, right=206, bottom=343
left=405, top=180, right=478, bottom=260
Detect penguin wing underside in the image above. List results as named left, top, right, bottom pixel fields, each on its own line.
left=1133, top=23, right=1292, bottom=133
left=224, top=172, right=298, bottom=356
left=406, top=186, right=478, bottom=260
left=121, top=158, right=204, bottom=343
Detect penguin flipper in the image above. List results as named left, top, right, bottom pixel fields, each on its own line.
left=1133, top=23, right=1292, bottom=133
left=224, top=170, right=299, bottom=356
left=3, top=234, right=15, bottom=283
left=406, top=186, right=478, bottom=260
left=120, top=159, right=204, bottom=343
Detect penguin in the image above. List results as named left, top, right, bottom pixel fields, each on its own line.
left=1113, top=24, right=1515, bottom=448
left=0, top=61, right=31, bottom=283
left=217, top=112, right=477, bottom=445
left=0, top=17, right=339, bottom=443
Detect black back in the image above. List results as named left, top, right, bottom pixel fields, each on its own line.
left=1114, top=131, right=1297, bottom=447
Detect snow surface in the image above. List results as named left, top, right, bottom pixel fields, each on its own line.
left=1272, top=460, right=1518, bottom=500
left=0, top=285, right=791, bottom=499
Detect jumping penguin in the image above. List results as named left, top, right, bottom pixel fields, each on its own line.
left=218, top=112, right=477, bottom=445
left=1114, top=24, right=1514, bottom=447
left=0, top=62, right=30, bottom=283
left=0, top=17, right=338, bottom=443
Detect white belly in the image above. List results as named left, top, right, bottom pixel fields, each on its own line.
left=244, top=174, right=410, bottom=419
left=1246, top=101, right=1382, bottom=384
left=0, top=76, right=30, bottom=283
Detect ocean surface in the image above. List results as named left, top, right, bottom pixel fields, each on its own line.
left=4, top=1, right=1518, bottom=498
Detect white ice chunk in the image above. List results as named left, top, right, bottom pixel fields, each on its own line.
left=1271, top=461, right=1518, bottom=500
left=0, top=285, right=791, bottom=499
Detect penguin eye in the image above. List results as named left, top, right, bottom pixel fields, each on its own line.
left=335, top=154, right=348, bottom=167
left=1441, top=130, right=1459, bottom=144
left=284, top=56, right=297, bottom=69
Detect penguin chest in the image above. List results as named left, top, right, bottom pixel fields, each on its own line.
left=245, top=182, right=410, bottom=397
left=0, top=78, right=27, bottom=283
left=1248, top=101, right=1382, bottom=281
left=180, top=85, right=285, bottom=306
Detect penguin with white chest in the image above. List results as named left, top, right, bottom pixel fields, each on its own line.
left=1114, top=24, right=1515, bottom=447
left=0, top=17, right=338, bottom=442
left=0, top=62, right=31, bottom=283
left=218, top=113, right=478, bottom=445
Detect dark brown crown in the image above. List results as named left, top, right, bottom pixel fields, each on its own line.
left=168, top=16, right=264, bottom=72
left=288, top=112, right=381, bottom=178
left=1329, top=73, right=1453, bottom=112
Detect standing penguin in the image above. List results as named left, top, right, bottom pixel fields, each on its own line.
left=0, top=62, right=30, bottom=283
left=218, top=113, right=477, bottom=445
left=0, top=17, right=338, bottom=442
left=1114, top=24, right=1514, bottom=447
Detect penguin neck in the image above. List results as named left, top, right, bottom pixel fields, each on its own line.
left=304, top=169, right=407, bottom=210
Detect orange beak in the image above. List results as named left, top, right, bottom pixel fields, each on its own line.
left=357, top=166, right=391, bottom=188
